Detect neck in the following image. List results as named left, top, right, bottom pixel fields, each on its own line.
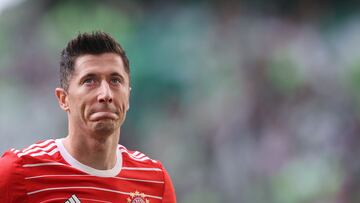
left=63, top=128, right=120, bottom=170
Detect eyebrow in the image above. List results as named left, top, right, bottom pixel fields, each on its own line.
left=79, top=72, right=125, bottom=81
left=110, top=72, right=126, bottom=81
left=110, top=72, right=124, bottom=78
left=79, top=73, right=96, bottom=79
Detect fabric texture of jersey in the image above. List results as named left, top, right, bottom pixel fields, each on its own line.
left=0, top=139, right=176, bottom=203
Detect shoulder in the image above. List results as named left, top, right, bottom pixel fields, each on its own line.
left=0, top=150, right=23, bottom=201
left=118, top=144, right=174, bottom=183
left=1, top=139, right=58, bottom=166
left=0, top=149, right=22, bottom=176
left=0, top=139, right=58, bottom=201
left=118, top=145, right=177, bottom=201
left=0, top=139, right=58, bottom=184
left=13, top=139, right=58, bottom=158
left=118, top=144, right=173, bottom=183
left=119, top=144, right=160, bottom=167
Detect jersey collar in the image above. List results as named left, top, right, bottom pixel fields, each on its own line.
left=55, top=138, right=122, bottom=177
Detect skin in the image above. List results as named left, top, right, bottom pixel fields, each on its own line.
left=55, top=53, right=130, bottom=170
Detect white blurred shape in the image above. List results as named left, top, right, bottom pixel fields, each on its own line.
left=0, top=0, right=25, bottom=15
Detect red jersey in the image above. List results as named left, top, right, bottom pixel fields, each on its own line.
left=0, top=139, right=176, bottom=203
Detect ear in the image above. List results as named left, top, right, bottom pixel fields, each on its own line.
left=127, top=87, right=131, bottom=110
left=55, top=88, right=69, bottom=111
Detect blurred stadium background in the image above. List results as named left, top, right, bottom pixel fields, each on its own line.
left=1, top=0, right=360, bottom=202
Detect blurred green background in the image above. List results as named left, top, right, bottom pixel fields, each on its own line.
left=1, top=0, right=360, bottom=202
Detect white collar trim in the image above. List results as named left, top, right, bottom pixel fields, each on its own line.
left=55, top=138, right=122, bottom=177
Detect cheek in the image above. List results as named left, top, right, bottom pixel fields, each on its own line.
left=119, top=88, right=130, bottom=99
left=69, top=98, right=87, bottom=116
left=118, top=95, right=128, bottom=106
left=116, top=91, right=130, bottom=108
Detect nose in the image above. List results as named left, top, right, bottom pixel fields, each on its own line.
left=98, top=81, right=113, bottom=103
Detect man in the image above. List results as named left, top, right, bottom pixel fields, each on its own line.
left=0, top=32, right=176, bottom=203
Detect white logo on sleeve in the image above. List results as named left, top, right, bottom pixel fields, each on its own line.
left=65, top=194, right=81, bottom=203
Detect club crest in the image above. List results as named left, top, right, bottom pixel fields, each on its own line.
left=127, top=191, right=149, bottom=203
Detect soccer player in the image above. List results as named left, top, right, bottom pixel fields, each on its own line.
left=0, top=32, right=176, bottom=203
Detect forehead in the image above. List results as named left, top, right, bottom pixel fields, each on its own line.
left=73, top=53, right=127, bottom=77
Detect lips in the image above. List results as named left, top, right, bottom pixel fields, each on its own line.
left=89, top=108, right=119, bottom=121
left=91, top=111, right=118, bottom=120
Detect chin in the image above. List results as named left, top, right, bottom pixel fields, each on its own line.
left=93, top=121, right=116, bottom=135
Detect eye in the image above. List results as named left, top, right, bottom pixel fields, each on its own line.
left=110, top=77, right=122, bottom=85
left=83, top=78, right=96, bottom=85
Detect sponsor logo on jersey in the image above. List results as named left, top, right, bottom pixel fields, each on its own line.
left=65, top=194, right=81, bottom=203
left=127, top=191, right=149, bottom=203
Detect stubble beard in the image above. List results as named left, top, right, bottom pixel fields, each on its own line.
left=93, top=119, right=118, bottom=136
left=90, top=111, right=126, bottom=138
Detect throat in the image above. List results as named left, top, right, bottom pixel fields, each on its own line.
left=84, top=146, right=117, bottom=170
left=62, top=135, right=119, bottom=170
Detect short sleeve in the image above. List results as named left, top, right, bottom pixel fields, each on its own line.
left=160, top=163, right=176, bottom=203
left=0, top=151, right=26, bottom=202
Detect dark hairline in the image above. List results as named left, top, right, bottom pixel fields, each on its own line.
left=71, top=53, right=130, bottom=85
left=59, top=31, right=130, bottom=91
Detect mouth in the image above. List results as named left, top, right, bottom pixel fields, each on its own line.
left=89, top=111, right=118, bottom=121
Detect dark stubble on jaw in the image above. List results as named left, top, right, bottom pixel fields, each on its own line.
left=93, top=120, right=117, bottom=136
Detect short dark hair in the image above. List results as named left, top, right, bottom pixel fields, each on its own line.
left=60, top=31, right=130, bottom=90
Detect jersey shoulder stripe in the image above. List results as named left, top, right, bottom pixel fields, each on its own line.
left=8, top=139, right=59, bottom=158
left=119, top=145, right=158, bottom=164
left=22, top=139, right=54, bottom=153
